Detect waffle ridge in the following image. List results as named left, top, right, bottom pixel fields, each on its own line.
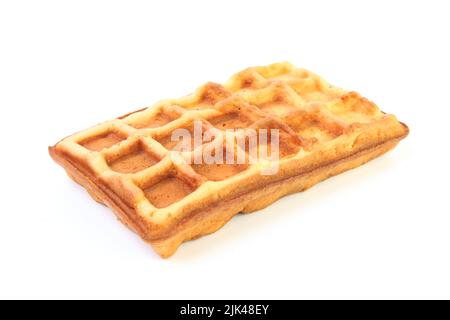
left=49, top=62, right=409, bottom=257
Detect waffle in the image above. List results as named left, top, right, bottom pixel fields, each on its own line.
left=49, top=62, right=409, bottom=258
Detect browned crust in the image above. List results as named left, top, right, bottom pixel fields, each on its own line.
left=49, top=126, right=408, bottom=258
left=151, top=134, right=406, bottom=257
left=49, top=146, right=151, bottom=239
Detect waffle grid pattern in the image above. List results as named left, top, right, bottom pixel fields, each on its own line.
left=53, top=62, right=401, bottom=234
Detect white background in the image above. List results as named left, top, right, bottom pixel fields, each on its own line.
left=1, top=0, right=449, bottom=299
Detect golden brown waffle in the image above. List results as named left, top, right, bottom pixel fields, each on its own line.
left=49, top=62, right=409, bottom=258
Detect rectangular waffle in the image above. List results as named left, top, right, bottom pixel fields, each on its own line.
left=49, top=62, right=409, bottom=258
